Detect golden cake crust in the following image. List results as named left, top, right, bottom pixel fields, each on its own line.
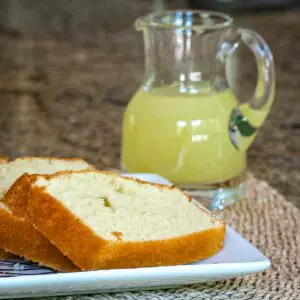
left=0, top=248, right=18, bottom=260
left=0, top=206, right=79, bottom=271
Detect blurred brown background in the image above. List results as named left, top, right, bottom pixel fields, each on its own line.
left=0, top=0, right=299, bottom=207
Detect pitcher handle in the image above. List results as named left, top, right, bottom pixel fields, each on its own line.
left=222, top=28, right=275, bottom=150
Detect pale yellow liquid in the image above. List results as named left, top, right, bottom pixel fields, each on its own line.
left=121, top=85, right=246, bottom=185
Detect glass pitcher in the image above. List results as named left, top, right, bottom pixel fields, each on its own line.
left=121, top=10, right=275, bottom=209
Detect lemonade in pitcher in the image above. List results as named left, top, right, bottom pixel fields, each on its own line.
left=121, top=11, right=275, bottom=208
left=122, top=85, right=245, bottom=185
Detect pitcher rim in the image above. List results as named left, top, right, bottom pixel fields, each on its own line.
left=135, top=10, right=233, bottom=31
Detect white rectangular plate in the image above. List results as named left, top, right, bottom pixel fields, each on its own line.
left=0, top=174, right=270, bottom=299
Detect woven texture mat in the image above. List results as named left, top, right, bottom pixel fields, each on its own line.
left=38, top=174, right=299, bottom=300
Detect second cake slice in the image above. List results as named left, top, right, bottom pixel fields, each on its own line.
left=0, top=157, right=94, bottom=271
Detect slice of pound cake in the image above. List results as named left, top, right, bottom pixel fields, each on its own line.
left=0, top=157, right=94, bottom=271
left=5, top=170, right=226, bottom=270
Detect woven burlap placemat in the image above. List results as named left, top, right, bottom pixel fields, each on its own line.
left=36, top=174, right=299, bottom=300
